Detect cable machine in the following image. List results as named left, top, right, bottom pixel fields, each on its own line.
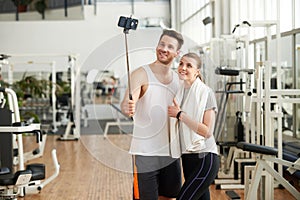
left=0, top=54, right=80, bottom=141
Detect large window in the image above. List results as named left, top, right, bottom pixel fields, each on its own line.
left=179, top=0, right=211, bottom=45
left=178, top=0, right=300, bottom=45
left=297, top=34, right=300, bottom=89
left=177, top=0, right=300, bottom=139
left=280, top=0, right=293, bottom=32
left=296, top=33, right=300, bottom=138
left=296, top=0, right=300, bottom=28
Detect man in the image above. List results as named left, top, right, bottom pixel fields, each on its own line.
left=121, top=29, right=184, bottom=200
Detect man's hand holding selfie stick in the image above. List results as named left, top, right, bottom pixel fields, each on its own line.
left=118, top=15, right=138, bottom=119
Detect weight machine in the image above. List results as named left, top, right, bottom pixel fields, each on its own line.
left=237, top=142, right=300, bottom=200
left=0, top=53, right=80, bottom=141
left=58, top=55, right=80, bottom=141
left=211, top=20, right=300, bottom=200
left=210, top=33, right=255, bottom=190
left=0, top=87, right=59, bottom=199
left=216, top=19, right=300, bottom=199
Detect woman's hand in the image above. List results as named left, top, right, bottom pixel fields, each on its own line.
left=168, top=98, right=181, bottom=118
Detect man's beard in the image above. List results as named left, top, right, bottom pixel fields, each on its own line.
left=157, top=54, right=173, bottom=65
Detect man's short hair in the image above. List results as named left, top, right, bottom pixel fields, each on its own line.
left=159, top=29, right=184, bottom=50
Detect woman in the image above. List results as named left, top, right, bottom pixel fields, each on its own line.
left=168, top=52, right=219, bottom=200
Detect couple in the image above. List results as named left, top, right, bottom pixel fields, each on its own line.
left=121, top=29, right=219, bottom=200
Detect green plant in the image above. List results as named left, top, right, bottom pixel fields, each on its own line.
left=0, top=79, right=9, bottom=88
left=56, top=81, right=71, bottom=96
left=21, top=111, right=40, bottom=123
left=12, top=73, right=53, bottom=122
left=12, top=73, right=49, bottom=99
left=35, top=0, right=47, bottom=19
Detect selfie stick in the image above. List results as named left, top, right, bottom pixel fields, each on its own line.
left=123, top=29, right=133, bottom=101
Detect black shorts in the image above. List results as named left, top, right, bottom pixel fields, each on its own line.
left=133, top=155, right=182, bottom=200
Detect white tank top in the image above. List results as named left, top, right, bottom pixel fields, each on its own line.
left=129, top=65, right=179, bottom=156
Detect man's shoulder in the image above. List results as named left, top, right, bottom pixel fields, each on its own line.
left=133, top=66, right=147, bottom=75
left=132, top=66, right=148, bottom=84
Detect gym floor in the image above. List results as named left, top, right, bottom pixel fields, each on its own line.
left=21, top=134, right=296, bottom=200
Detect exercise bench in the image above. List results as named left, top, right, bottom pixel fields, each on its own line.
left=236, top=142, right=300, bottom=200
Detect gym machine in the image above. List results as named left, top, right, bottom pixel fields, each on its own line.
left=1, top=53, right=80, bottom=141
left=58, top=55, right=80, bottom=141
left=0, top=87, right=60, bottom=199
left=214, top=19, right=300, bottom=199
left=210, top=33, right=255, bottom=190
left=237, top=142, right=300, bottom=200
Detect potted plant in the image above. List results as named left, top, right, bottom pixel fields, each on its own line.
left=11, top=0, right=33, bottom=12
left=12, top=73, right=51, bottom=122
left=12, top=73, right=48, bottom=100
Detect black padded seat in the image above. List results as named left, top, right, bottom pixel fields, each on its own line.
left=215, top=67, right=240, bottom=76
left=0, top=170, right=31, bottom=186
left=26, top=164, right=45, bottom=181
left=0, top=168, right=10, bottom=175
left=0, top=165, right=45, bottom=186
left=236, top=142, right=278, bottom=156
left=285, top=141, right=300, bottom=150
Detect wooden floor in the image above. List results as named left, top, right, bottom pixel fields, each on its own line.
left=18, top=134, right=297, bottom=200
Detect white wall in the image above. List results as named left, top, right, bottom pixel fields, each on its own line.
left=0, top=2, right=203, bottom=133
left=0, top=2, right=170, bottom=72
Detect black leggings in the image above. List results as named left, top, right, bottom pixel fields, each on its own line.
left=177, top=153, right=220, bottom=200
